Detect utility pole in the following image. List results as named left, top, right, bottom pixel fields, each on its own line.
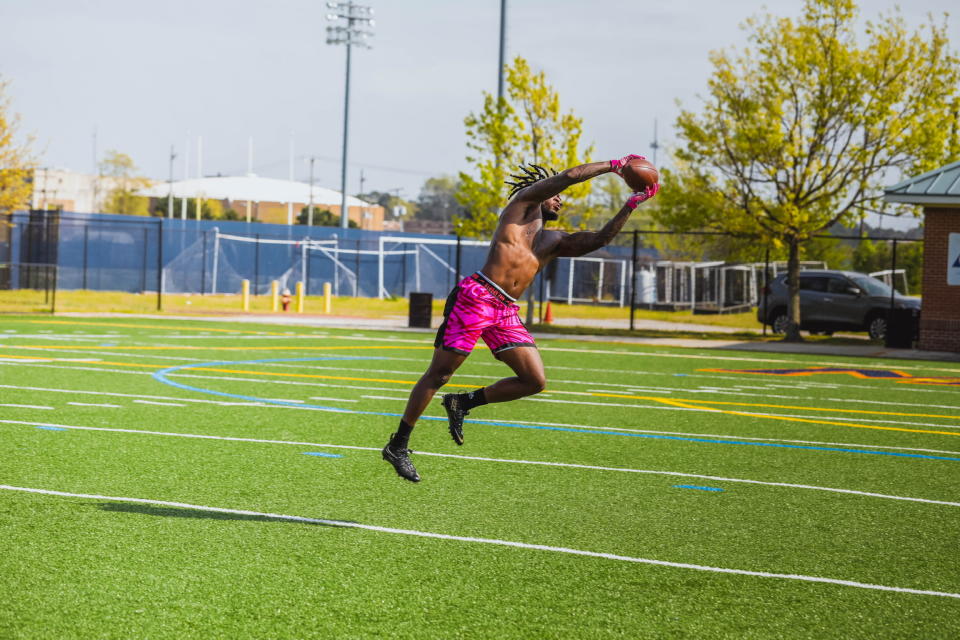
left=307, top=156, right=317, bottom=226
left=326, top=1, right=375, bottom=229
left=497, top=0, right=507, bottom=103
left=650, top=118, right=660, bottom=167
left=91, top=127, right=99, bottom=212
left=288, top=132, right=295, bottom=225
left=359, top=169, right=368, bottom=229
left=495, top=0, right=508, bottom=174
left=245, top=136, right=254, bottom=218
left=181, top=132, right=189, bottom=220
left=167, top=145, right=176, bottom=218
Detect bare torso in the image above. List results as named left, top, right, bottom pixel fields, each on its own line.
left=475, top=160, right=634, bottom=299
left=479, top=201, right=559, bottom=299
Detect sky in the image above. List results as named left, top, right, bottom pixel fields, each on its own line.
left=2, top=0, right=957, bottom=229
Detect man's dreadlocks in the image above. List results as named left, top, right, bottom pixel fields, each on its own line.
left=505, top=163, right=558, bottom=198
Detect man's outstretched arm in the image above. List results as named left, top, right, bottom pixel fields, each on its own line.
left=513, top=155, right=646, bottom=203
left=550, top=186, right=659, bottom=258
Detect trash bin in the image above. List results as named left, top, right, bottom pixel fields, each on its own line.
left=885, top=308, right=919, bottom=349
left=408, top=292, right=433, bottom=329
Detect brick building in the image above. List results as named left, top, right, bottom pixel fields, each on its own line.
left=884, top=161, right=960, bottom=353
left=143, top=175, right=385, bottom=230
left=27, top=170, right=386, bottom=231
left=29, top=168, right=123, bottom=213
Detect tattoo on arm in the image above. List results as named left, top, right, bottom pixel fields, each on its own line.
left=554, top=204, right=634, bottom=258
left=516, top=161, right=613, bottom=203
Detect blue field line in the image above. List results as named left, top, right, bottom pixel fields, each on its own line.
left=152, top=357, right=392, bottom=415
left=468, top=419, right=960, bottom=461
left=151, top=357, right=960, bottom=463
left=674, top=485, right=725, bottom=492
left=35, top=426, right=65, bottom=431
left=302, top=452, right=343, bottom=459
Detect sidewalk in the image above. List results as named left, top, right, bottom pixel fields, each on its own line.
left=56, top=311, right=960, bottom=364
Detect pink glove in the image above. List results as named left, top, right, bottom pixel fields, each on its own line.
left=625, top=183, right=660, bottom=210
left=610, top=154, right=647, bottom=175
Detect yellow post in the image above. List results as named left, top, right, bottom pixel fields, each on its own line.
left=323, top=282, right=332, bottom=314
left=296, top=281, right=305, bottom=313
left=241, top=279, right=250, bottom=311
left=271, top=280, right=279, bottom=312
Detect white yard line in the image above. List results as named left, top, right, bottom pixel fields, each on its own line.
left=133, top=400, right=186, bottom=407
left=8, top=392, right=960, bottom=455
left=493, top=417, right=960, bottom=456
left=0, top=382, right=263, bottom=407
left=0, top=404, right=54, bottom=410
left=1, top=418, right=958, bottom=508
left=2, top=483, right=958, bottom=600
left=523, top=397, right=960, bottom=431
left=4, top=363, right=960, bottom=432
left=541, top=347, right=960, bottom=377
left=7, top=348, right=959, bottom=407
left=67, top=402, right=122, bottom=408
left=7, top=359, right=960, bottom=416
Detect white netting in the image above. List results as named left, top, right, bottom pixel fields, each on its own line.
left=161, top=230, right=370, bottom=296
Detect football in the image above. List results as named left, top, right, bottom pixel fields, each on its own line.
left=620, top=158, right=659, bottom=192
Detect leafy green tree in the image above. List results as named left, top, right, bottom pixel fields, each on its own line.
left=358, top=190, right=415, bottom=222
left=151, top=196, right=230, bottom=220
left=852, top=236, right=923, bottom=294
left=0, top=77, right=35, bottom=214
left=297, top=206, right=357, bottom=228
left=655, top=0, right=959, bottom=340
left=456, top=56, right=595, bottom=237
left=99, top=150, right=151, bottom=215
left=804, top=232, right=853, bottom=271
left=415, top=175, right=465, bottom=222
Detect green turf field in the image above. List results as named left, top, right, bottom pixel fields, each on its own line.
left=1, top=315, right=958, bottom=638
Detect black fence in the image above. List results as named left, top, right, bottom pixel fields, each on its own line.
left=0, top=210, right=924, bottom=347
left=0, top=262, right=57, bottom=313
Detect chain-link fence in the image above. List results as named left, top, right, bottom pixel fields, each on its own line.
left=1, top=210, right=923, bottom=344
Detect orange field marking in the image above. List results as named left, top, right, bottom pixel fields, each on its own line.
left=653, top=397, right=960, bottom=438
left=8, top=352, right=959, bottom=433
left=702, top=366, right=960, bottom=387
left=586, top=391, right=960, bottom=422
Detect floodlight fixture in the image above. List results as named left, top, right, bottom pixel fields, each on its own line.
left=326, top=1, right=375, bottom=228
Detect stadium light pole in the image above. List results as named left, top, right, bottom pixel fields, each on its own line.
left=497, top=0, right=507, bottom=103
left=326, top=1, right=374, bottom=229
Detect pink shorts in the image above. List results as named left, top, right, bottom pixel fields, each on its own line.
left=434, top=273, right=536, bottom=358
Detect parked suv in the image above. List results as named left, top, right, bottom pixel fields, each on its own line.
left=757, top=270, right=921, bottom=340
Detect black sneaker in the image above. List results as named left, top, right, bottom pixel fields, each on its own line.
left=442, top=393, right=467, bottom=445
left=382, top=440, right=420, bottom=482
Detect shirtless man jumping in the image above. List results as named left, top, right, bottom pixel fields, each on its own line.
left=382, top=155, right=659, bottom=481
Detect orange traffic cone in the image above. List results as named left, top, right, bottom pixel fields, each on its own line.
left=544, top=301, right=554, bottom=324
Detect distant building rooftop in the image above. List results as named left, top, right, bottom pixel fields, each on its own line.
left=142, top=174, right=372, bottom=208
